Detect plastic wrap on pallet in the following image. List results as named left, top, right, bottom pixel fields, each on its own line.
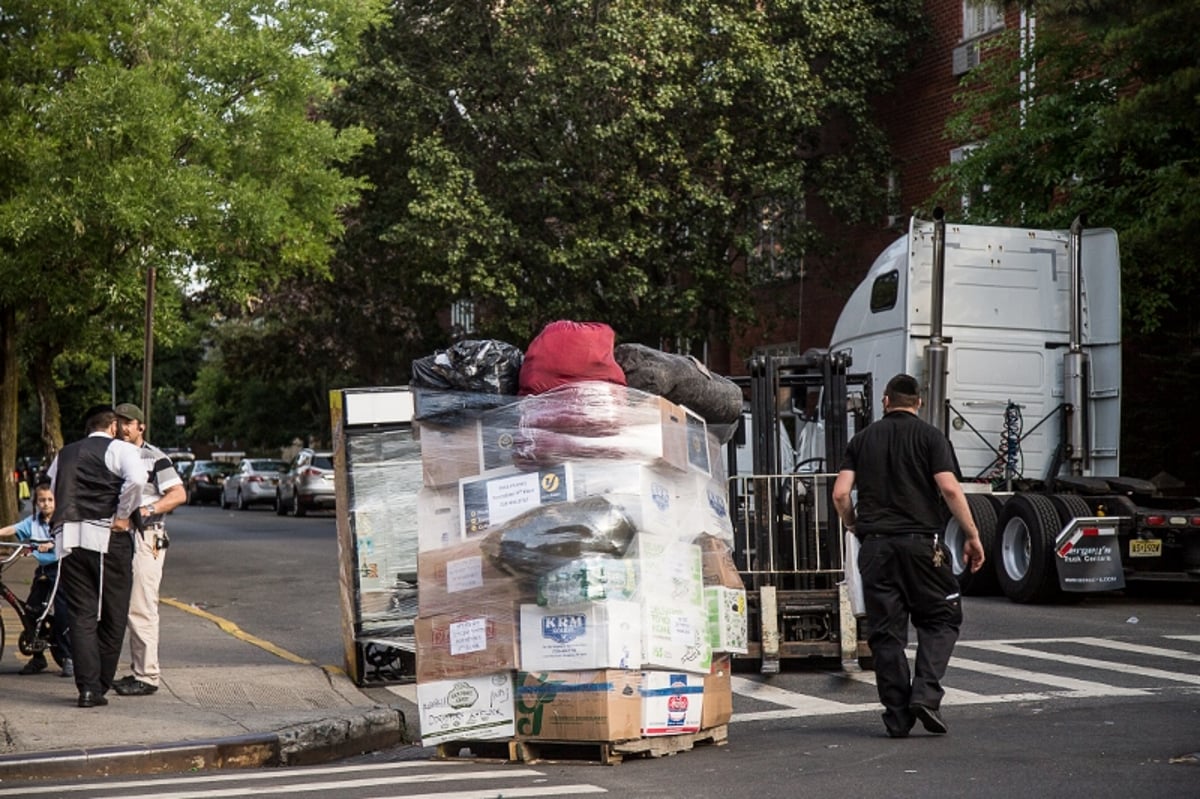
left=480, top=495, right=638, bottom=578
left=535, top=533, right=703, bottom=607
left=345, top=429, right=422, bottom=642
left=511, top=382, right=712, bottom=475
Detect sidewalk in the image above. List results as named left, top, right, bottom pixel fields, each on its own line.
left=0, top=597, right=420, bottom=781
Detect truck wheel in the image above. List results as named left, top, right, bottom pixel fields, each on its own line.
left=948, top=494, right=1001, bottom=596
left=996, top=494, right=1063, bottom=603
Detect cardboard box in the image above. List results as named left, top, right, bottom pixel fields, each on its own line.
left=705, top=586, right=749, bottom=654
left=624, top=534, right=703, bottom=605
left=642, top=601, right=712, bottom=674
left=684, top=472, right=735, bottom=541
left=640, top=670, right=705, bottom=736
left=631, top=396, right=710, bottom=476
left=416, top=673, right=516, bottom=746
left=699, top=534, right=744, bottom=588
left=414, top=608, right=519, bottom=682
left=537, top=556, right=639, bottom=607
left=418, top=538, right=525, bottom=617
left=519, top=601, right=642, bottom=672
left=514, top=669, right=643, bottom=741
left=701, top=655, right=733, bottom=729
left=418, top=409, right=521, bottom=487
left=572, top=461, right=691, bottom=538
left=459, top=464, right=574, bottom=538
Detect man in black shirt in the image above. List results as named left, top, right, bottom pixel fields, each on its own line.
left=832, top=374, right=985, bottom=738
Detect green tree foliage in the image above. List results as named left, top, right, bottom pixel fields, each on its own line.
left=325, top=0, right=926, bottom=353
left=937, top=1, right=1200, bottom=483
left=0, top=0, right=382, bottom=520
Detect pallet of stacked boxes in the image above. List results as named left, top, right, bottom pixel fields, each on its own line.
left=414, top=381, right=745, bottom=756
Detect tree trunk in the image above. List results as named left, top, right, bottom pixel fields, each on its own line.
left=0, top=305, right=20, bottom=525
left=30, top=339, right=64, bottom=464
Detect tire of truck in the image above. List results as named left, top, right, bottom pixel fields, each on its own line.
left=1048, top=494, right=1094, bottom=605
left=947, top=494, right=1002, bottom=596
left=996, top=493, right=1064, bottom=604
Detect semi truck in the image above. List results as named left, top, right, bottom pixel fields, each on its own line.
left=811, top=211, right=1199, bottom=604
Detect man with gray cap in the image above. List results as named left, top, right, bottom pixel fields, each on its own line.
left=112, top=403, right=185, bottom=696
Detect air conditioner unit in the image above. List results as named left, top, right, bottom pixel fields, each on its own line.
left=951, top=42, right=980, bottom=77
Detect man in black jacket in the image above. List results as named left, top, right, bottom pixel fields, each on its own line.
left=47, top=406, right=147, bottom=708
left=832, top=374, right=985, bottom=738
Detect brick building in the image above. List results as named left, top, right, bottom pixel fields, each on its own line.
left=716, top=1, right=1021, bottom=376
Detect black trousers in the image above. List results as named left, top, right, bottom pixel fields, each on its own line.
left=25, top=562, right=73, bottom=662
left=858, top=534, right=963, bottom=734
left=60, top=533, right=134, bottom=695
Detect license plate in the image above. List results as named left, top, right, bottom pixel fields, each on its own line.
left=270, top=478, right=278, bottom=486
left=1129, top=539, right=1162, bottom=557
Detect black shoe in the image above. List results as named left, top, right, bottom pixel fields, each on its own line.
left=910, top=704, right=948, bottom=735
left=78, top=691, right=109, bottom=708
left=18, top=657, right=48, bottom=675
left=113, top=678, right=158, bottom=696
left=884, top=711, right=916, bottom=738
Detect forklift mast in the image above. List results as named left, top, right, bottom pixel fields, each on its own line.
left=727, top=350, right=874, bottom=672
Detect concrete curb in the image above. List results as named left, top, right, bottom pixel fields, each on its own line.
left=0, top=707, right=407, bottom=782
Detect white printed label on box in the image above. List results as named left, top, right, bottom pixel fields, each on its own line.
left=670, top=614, right=694, bottom=646
left=417, top=673, right=516, bottom=747
left=449, top=617, right=488, bottom=655
left=445, top=555, right=484, bottom=593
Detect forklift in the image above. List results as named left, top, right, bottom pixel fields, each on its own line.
left=726, top=349, right=874, bottom=674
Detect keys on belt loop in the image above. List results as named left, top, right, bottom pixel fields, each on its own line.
left=932, top=533, right=946, bottom=567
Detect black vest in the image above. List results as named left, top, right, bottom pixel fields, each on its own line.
left=51, top=436, right=126, bottom=524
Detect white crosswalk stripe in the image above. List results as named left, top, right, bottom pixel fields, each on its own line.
left=728, top=634, right=1200, bottom=723
left=0, top=762, right=607, bottom=799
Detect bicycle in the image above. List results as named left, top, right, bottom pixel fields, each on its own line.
left=0, top=542, right=65, bottom=669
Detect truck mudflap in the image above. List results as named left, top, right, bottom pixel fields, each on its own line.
left=1054, top=516, right=1126, bottom=592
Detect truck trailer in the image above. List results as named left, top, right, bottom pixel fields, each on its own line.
left=823, top=211, right=1200, bottom=603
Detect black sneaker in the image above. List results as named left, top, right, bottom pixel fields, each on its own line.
left=113, top=678, right=158, bottom=696
left=18, top=657, right=48, bottom=675
left=910, top=704, right=948, bottom=735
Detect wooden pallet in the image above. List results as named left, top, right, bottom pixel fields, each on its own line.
left=434, top=725, right=728, bottom=766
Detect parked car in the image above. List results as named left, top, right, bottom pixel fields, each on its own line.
left=186, top=461, right=239, bottom=505
left=221, top=458, right=288, bottom=510
left=275, top=448, right=335, bottom=517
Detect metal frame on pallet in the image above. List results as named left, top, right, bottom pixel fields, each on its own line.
left=728, top=352, right=874, bottom=673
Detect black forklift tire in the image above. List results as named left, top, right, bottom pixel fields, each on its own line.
left=996, top=493, right=1063, bottom=604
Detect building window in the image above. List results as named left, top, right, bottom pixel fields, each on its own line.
left=962, top=2, right=1005, bottom=41
left=949, top=144, right=989, bottom=214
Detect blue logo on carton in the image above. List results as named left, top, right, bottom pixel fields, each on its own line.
left=706, top=487, right=729, bottom=520
left=542, top=614, right=587, bottom=644
left=650, top=482, right=672, bottom=512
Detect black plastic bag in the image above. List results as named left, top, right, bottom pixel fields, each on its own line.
left=480, top=496, right=637, bottom=578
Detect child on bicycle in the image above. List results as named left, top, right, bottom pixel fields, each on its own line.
left=0, top=482, right=73, bottom=676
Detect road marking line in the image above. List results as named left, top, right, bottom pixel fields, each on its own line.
left=0, top=762, right=464, bottom=796
left=361, top=788, right=607, bottom=799
left=956, top=641, right=1200, bottom=684
left=730, top=676, right=860, bottom=713
left=948, top=654, right=1151, bottom=696
left=162, top=597, right=311, bottom=665
left=110, top=769, right=561, bottom=799
left=1065, top=636, right=1200, bottom=663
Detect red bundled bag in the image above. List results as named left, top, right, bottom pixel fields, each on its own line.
left=518, top=321, right=626, bottom=396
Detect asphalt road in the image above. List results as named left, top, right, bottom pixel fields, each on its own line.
left=140, top=504, right=1200, bottom=798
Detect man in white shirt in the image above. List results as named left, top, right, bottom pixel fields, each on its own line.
left=112, top=402, right=185, bottom=696
left=48, top=405, right=147, bottom=708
